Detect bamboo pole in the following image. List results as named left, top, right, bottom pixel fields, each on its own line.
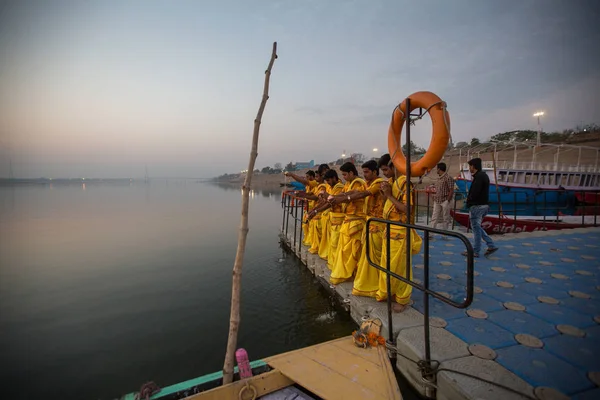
left=222, top=42, right=278, bottom=385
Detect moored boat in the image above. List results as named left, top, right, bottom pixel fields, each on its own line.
left=450, top=209, right=599, bottom=234
left=456, top=143, right=600, bottom=205
left=120, top=321, right=401, bottom=400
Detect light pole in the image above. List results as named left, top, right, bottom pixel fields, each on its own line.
left=372, top=148, right=378, bottom=159
left=533, top=111, right=544, bottom=147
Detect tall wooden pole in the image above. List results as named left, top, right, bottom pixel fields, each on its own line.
left=222, top=42, right=278, bottom=385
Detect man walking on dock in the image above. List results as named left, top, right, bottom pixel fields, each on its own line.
left=430, top=162, right=454, bottom=238
left=462, top=158, right=499, bottom=258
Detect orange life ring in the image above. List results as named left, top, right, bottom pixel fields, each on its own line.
left=387, top=91, right=450, bottom=177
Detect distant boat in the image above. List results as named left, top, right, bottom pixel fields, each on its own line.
left=279, top=181, right=305, bottom=190
left=450, top=209, right=599, bottom=234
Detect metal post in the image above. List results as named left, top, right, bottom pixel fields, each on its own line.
left=298, top=200, right=304, bottom=253
left=285, top=195, right=291, bottom=241
left=536, top=114, right=541, bottom=147
left=423, top=232, right=433, bottom=398
left=405, top=98, right=412, bottom=284
left=386, top=224, right=393, bottom=347
left=281, top=193, right=287, bottom=232
left=426, top=190, right=430, bottom=225
left=293, top=197, right=298, bottom=249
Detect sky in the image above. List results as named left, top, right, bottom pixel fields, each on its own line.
left=0, top=0, right=599, bottom=179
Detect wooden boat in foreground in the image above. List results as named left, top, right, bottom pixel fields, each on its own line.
left=120, top=320, right=401, bottom=400
left=450, top=209, right=598, bottom=234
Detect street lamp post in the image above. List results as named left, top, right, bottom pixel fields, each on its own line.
left=533, top=111, right=544, bottom=147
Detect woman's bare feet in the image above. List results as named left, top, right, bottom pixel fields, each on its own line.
left=392, top=303, right=408, bottom=313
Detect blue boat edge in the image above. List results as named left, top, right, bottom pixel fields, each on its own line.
left=120, top=360, right=268, bottom=400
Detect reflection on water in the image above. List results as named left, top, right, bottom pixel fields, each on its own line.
left=0, top=182, right=356, bottom=400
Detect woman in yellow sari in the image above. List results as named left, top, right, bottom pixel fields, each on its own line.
left=351, top=160, right=385, bottom=297
left=376, top=154, right=423, bottom=312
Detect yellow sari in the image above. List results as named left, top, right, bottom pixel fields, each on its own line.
left=330, top=177, right=368, bottom=285
left=352, top=177, right=385, bottom=297
left=324, top=182, right=345, bottom=269
left=302, top=181, right=318, bottom=246
left=308, top=183, right=328, bottom=254
left=376, top=176, right=423, bottom=304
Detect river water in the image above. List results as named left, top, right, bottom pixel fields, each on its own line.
left=0, top=181, right=357, bottom=399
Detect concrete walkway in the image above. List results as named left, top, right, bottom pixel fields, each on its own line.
left=282, top=227, right=600, bottom=400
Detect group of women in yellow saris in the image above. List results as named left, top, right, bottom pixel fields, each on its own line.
left=285, top=153, right=423, bottom=312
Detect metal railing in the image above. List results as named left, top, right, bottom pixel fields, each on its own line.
left=280, top=191, right=306, bottom=253
left=365, top=219, right=474, bottom=391
left=460, top=161, right=600, bottom=173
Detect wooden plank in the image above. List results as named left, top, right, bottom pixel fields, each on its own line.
left=265, top=336, right=402, bottom=399
left=183, top=370, right=293, bottom=400
left=269, top=352, right=383, bottom=399
left=297, top=341, right=386, bottom=393
left=329, top=338, right=384, bottom=366
left=265, top=337, right=349, bottom=363
left=377, top=345, right=403, bottom=400
left=268, top=348, right=390, bottom=398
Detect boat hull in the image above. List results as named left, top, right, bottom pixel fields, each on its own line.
left=575, top=191, right=600, bottom=205
left=450, top=209, right=596, bottom=234
left=455, top=178, right=575, bottom=205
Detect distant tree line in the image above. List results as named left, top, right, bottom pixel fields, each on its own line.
left=452, top=122, right=599, bottom=150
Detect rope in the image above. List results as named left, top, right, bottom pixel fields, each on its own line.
left=384, top=343, right=536, bottom=400
left=135, top=381, right=160, bottom=400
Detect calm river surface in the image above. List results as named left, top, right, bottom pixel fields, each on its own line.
left=0, top=181, right=357, bottom=399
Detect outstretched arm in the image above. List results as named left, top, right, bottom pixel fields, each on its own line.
left=306, top=199, right=333, bottom=220
left=284, top=172, right=308, bottom=186
left=294, top=191, right=319, bottom=201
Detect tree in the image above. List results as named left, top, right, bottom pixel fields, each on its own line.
left=274, top=162, right=282, bottom=170
left=253, top=169, right=260, bottom=173
left=284, top=162, right=295, bottom=171
left=261, top=166, right=272, bottom=174
left=352, top=153, right=365, bottom=163
left=455, top=141, right=469, bottom=149
left=402, top=140, right=426, bottom=155
left=470, top=138, right=480, bottom=146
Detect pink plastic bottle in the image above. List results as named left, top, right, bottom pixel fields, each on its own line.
left=235, top=348, right=253, bottom=379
